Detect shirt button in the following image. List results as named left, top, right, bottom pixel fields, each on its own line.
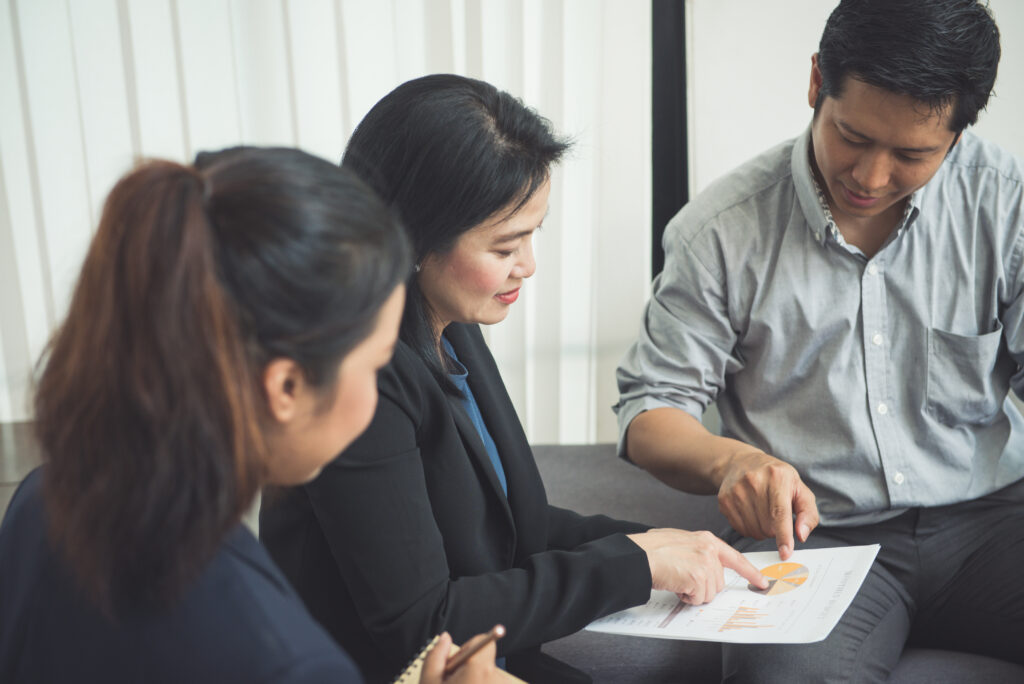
left=815, top=232, right=822, bottom=241
left=867, top=263, right=878, bottom=275
left=872, top=332, right=884, bottom=346
left=893, top=472, right=905, bottom=485
left=877, top=403, right=888, bottom=415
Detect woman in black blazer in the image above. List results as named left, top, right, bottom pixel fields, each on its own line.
left=0, top=147, right=502, bottom=684
left=259, top=76, right=766, bottom=684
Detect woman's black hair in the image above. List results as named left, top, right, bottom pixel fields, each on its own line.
left=35, top=146, right=410, bottom=614
left=195, top=146, right=411, bottom=386
left=816, top=0, right=1000, bottom=133
left=342, top=74, right=570, bottom=393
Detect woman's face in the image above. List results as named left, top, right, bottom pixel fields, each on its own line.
left=418, top=179, right=550, bottom=337
left=265, top=285, right=405, bottom=485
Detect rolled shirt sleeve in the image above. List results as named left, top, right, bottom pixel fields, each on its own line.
left=615, top=207, right=742, bottom=458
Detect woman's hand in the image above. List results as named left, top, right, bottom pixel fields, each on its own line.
left=627, top=528, right=768, bottom=604
left=420, top=631, right=503, bottom=684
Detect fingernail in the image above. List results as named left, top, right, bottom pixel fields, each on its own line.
left=779, top=544, right=790, bottom=558
left=798, top=524, right=810, bottom=541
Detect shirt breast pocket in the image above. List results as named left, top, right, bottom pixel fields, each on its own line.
left=926, top=325, right=1010, bottom=426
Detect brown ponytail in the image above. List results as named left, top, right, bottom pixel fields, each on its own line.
left=35, top=161, right=263, bottom=613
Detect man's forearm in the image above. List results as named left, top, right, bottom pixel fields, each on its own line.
left=625, top=407, right=762, bottom=495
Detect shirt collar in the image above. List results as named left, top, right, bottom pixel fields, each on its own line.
left=791, top=126, right=832, bottom=248
left=440, top=335, right=468, bottom=378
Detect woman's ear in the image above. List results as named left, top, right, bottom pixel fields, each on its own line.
left=263, top=358, right=306, bottom=424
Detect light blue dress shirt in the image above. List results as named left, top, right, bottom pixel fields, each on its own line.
left=616, top=127, right=1024, bottom=525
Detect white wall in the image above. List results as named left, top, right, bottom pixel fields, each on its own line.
left=0, top=0, right=652, bottom=444
left=688, top=0, right=1024, bottom=195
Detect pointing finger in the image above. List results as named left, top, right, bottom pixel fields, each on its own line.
left=793, top=483, right=819, bottom=543
left=766, top=482, right=796, bottom=560
left=721, top=543, right=769, bottom=590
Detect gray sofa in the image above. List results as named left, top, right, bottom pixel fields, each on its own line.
left=2, top=423, right=1022, bottom=682
left=534, top=444, right=1024, bottom=683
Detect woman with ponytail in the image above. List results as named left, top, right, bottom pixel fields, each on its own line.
left=0, top=147, right=504, bottom=684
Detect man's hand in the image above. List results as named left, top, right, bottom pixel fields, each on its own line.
left=716, top=450, right=819, bottom=560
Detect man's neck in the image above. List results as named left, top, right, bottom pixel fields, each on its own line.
left=832, top=201, right=906, bottom=259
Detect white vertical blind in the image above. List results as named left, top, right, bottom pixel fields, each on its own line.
left=0, top=0, right=652, bottom=444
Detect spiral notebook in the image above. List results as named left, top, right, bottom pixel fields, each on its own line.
left=392, top=634, right=526, bottom=683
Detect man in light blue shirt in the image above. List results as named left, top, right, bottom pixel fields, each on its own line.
left=617, top=0, right=1024, bottom=679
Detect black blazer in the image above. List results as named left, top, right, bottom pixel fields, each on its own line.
left=0, top=468, right=363, bottom=684
left=260, top=323, right=652, bottom=683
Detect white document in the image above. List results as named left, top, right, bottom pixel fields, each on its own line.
left=587, top=544, right=880, bottom=644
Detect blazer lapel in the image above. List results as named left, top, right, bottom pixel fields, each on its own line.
left=448, top=325, right=552, bottom=556
left=444, top=385, right=516, bottom=531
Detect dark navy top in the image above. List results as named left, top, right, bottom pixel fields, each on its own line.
left=0, top=468, right=364, bottom=684
left=443, top=335, right=508, bottom=495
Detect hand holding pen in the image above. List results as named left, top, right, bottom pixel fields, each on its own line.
left=421, top=625, right=507, bottom=683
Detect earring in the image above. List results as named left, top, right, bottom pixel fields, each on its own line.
left=414, top=263, right=421, bottom=273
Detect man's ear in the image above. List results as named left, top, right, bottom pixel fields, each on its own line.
left=263, top=358, right=305, bottom=424
left=808, top=53, right=823, bottom=109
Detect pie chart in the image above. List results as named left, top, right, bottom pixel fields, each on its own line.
left=747, top=562, right=808, bottom=595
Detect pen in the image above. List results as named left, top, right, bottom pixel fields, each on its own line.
left=442, top=624, right=506, bottom=676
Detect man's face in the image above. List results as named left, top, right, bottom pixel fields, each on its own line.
left=808, top=55, right=960, bottom=227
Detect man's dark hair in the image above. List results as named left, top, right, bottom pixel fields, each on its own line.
left=816, top=0, right=1001, bottom=132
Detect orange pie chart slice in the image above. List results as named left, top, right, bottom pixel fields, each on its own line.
left=748, top=562, right=809, bottom=595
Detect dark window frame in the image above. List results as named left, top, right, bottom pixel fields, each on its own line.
left=651, top=0, right=688, bottom=277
